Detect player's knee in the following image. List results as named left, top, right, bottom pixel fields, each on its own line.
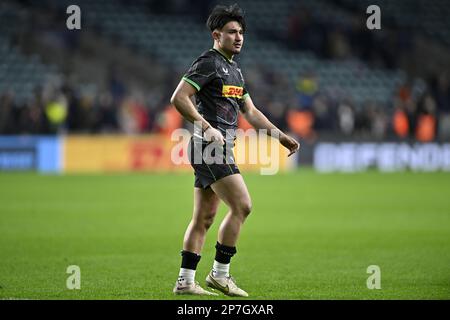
left=244, top=201, right=252, bottom=217
left=192, top=211, right=216, bottom=231
left=203, top=214, right=215, bottom=230
left=238, top=200, right=252, bottom=218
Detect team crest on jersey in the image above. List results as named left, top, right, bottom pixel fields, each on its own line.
left=222, top=67, right=229, bottom=75
left=222, top=85, right=244, bottom=99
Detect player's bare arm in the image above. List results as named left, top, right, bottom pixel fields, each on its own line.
left=241, top=95, right=300, bottom=156
left=170, top=81, right=224, bottom=145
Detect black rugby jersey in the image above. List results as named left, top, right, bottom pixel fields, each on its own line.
left=182, top=48, right=250, bottom=143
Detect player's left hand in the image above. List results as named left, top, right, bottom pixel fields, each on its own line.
left=280, top=134, right=300, bottom=157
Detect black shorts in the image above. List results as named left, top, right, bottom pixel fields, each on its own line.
left=188, top=137, right=240, bottom=189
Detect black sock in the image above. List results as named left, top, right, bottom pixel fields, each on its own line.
left=180, top=250, right=201, bottom=270
left=214, top=242, right=237, bottom=264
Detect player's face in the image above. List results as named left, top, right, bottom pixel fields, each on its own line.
left=216, top=21, right=244, bottom=55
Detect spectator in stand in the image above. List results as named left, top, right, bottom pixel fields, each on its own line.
left=287, top=107, right=315, bottom=141
left=155, top=104, right=182, bottom=136
left=17, top=98, right=49, bottom=135
left=416, top=93, right=437, bottom=142
left=337, top=100, right=355, bottom=136
left=327, top=27, right=352, bottom=60
left=265, top=101, right=287, bottom=133
left=405, top=99, right=419, bottom=140
left=108, top=65, right=127, bottom=105
left=431, top=72, right=450, bottom=140
left=93, top=92, right=118, bottom=133
left=392, top=101, right=410, bottom=139
left=295, top=71, right=319, bottom=110
left=0, top=92, right=17, bottom=134
left=312, top=94, right=334, bottom=132
left=44, top=90, right=68, bottom=134
left=118, top=96, right=150, bottom=134
left=366, top=101, right=388, bottom=139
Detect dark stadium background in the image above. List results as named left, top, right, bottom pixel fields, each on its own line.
left=0, top=0, right=449, bottom=301
left=1, top=0, right=449, bottom=144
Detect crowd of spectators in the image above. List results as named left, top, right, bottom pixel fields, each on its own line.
left=285, top=5, right=414, bottom=70
left=286, top=70, right=450, bottom=142
left=1, top=67, right=448, bottom=143
left=0, top=0, right=449, bottom=142
left=281, top=4, right=450, bottom=142
left=0, top=81, right=171, bottom=136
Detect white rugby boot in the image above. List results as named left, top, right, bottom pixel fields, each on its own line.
left=205, top=271, right=248, bottom=297
left=173, top=279, right=218, bottom=296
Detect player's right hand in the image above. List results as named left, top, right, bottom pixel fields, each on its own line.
left=280, top=134, right=300, bottom=157
left=204, top=127, right=225, bottom=145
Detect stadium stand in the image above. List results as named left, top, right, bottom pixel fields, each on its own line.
left=0, top=0, right=448, bottom=141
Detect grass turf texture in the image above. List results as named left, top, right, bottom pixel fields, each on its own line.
left=0, top=170, right=449, bottom=300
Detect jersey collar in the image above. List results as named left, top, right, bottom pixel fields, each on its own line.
left=210, top=48, right=234, bottom=64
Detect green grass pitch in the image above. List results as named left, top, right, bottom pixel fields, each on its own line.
left=0, top=170, right=449, bottom=300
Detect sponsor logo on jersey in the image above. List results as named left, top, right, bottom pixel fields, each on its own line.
left=222, top=85, right=244, bottom=99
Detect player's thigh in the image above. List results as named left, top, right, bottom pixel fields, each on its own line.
left=209, top=174, right=252, bottom=214
left=193, top=187, right=221, bottom=221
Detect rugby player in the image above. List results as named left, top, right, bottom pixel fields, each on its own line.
left=170, top=3, right=300, bottom=297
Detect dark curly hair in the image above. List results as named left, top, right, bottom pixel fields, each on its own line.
left=206, top=3, right=246, bottom=32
